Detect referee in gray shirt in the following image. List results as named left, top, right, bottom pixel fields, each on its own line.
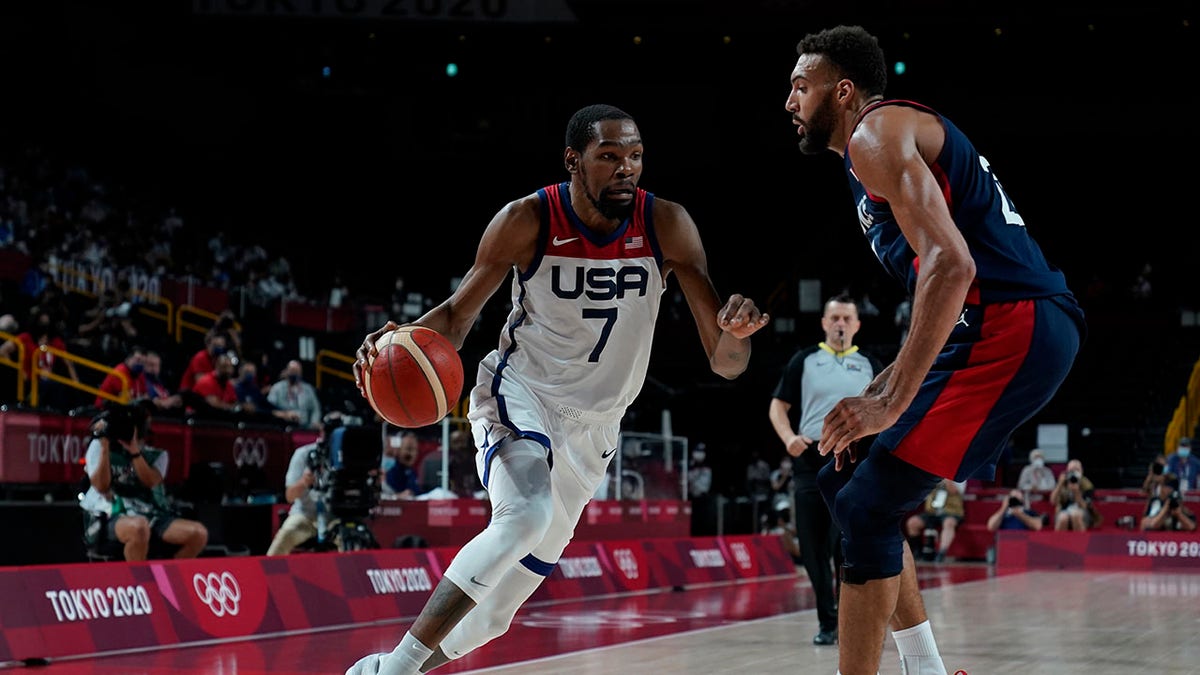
left=769, top=293, right=883, bottom=646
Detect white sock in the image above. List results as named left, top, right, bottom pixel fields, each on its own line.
left=892, top=620, right=947, bottom=675
left=377, top=632, right=434, bottom=675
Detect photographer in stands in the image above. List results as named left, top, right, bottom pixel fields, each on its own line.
left=267, top=413, right=337, bottom=555
left=267, top=412, right=381, bottom=554
left=80, top=402, right=209, bottom=560
left=1051, top=459, right=1101, bottom=531
left=986, top=488, right=1045, bottom=533
left=1141, top=474, right=1197, bottom=532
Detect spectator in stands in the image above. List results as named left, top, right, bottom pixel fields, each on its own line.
left=745, top=449, right=773, bottom=510
left=986, top=488, right=1045, bottom=533
left=178, top=331, right=228, bottom=392
left=80, top=402, right=209, bottom=560
left=143, top=349, right=183, bottom=412
left=905, top=478, right=965, bottom=562
left=1016, top=448, right=1056, bottom=499
left=687, top=443, right=712, bottom=499
left=267, top=359, right=322, bottom=430
left=209, top=309, right=243, bottom=363
left=94, top=344, right=149, bottom=407
left=267, top=414, right=338, bottom=555
left=0, top=308, right=80, bottom=411
left=770, top=456, right=795, bottom=513
left=234, top=360, right=301, bottom=425
left=1142, top=455, right=1169, bottom=497
left=1166, top=438, right=1200, bottom=494
left=381, top=430, right=425, bottom=499
left=189, top=351, right=240, bottom=415
left=1140, top=474, right=1197, bottom=532
left=1051, top=459, right=1100, bottom=531
left=75, top=284, right=139, bottom=366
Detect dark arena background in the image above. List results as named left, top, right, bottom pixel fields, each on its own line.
left=0, top=0, right=1197, bottom=495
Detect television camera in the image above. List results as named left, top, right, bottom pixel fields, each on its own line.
left=305, top=416, right=384, bottom=552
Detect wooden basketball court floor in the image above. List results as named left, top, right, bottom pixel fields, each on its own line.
left=9, top=564, right=1200, bottom=674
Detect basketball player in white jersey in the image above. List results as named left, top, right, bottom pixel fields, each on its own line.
left=345, top=103, right=768, bottom=675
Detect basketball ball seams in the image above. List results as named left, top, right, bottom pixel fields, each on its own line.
left=365, top=325, right=463, bottom=428
left=397, top=329, right=449, bottom=417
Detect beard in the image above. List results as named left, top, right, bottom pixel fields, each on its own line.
left=589, top=189, right=635, bottom=221
left=797, top=91, right=838, bottom=155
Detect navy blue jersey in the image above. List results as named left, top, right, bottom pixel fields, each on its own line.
left=845, top=100, right=1072, bottom=305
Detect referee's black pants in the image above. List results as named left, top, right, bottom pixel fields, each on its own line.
left=793, top=485, right=841, bottom=633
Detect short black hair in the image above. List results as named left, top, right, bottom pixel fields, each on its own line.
left=827, top=292, right=858, bottom=308
left=565, top=104, right=634, bottom=153
left=796, top=25, right=888, bottom=98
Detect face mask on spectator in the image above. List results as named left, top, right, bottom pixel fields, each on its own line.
left=129, top=364, right=144, bottom=376
left=1032, top=458, right=1044, bottom=468
left=1179, top=447, right=1191, bottom=459
left=382, top=456, right=398, bottom=471
left=288, top=374, right=300, bottom=384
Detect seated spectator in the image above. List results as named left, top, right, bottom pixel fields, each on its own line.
left=1140, top=474, right=1197, bottom=532
left=267, top=359, right=322, bottom=429
left=143, top=350, right=183, bottom=412
left=986, top=488, right=1045, bottom=532
left=1016, top=448, right=1056, bottom=498
left=905, top=478, right=965, bottom=562
left=1142, top=454, right=1168, bottom=497
left=95, top=344, right=149, bottom=407
left=381, top=430, right=425, bottom=499
left=420, top=428, right=483, bottom=498
left=234, top=360, right=300, bottom=425
left=79, top=402, right=208, bottom=560
left=1166, top=438, right=1200, bottom=494
left=1051, top=459, right=1100, bottom=531
left=178, top=331, right=228, bottom=393
left=189, top=352, right=240, bottom=416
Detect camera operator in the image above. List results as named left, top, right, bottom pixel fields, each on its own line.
left=1141, top=474, right=1197, bottom=532
left=1051, top=459, right=1100, bottom=531
left=270, top=410, right=362, bottom=552
left=80, top=402, right=209, bottom=560
left=986, top=489, right=1044, bottom=533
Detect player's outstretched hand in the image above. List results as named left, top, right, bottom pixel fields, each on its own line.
left=353, top=321, right=399, bottom=396
left=717, top=294, right=769, bottom=339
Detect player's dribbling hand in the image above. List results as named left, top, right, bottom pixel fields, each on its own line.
left=717, top=294, right=769, bottom=338
left=353, top=321, right=399, bottom=396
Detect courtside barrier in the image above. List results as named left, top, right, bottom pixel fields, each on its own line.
left=996, top=530, right=1200, bottom=572
left=0, top=534, right=795, bottom=666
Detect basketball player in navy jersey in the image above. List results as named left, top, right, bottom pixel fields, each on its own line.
left=784, top=26, right=1085, bottom=675
left=345, top=104, right=768, bottom=675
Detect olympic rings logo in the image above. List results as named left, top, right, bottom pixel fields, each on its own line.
left=232, top=436, right=268, bottom=467
left=192, top=571, right=241, bottom=617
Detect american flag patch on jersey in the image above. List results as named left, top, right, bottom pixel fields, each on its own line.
left=624, top=235, right=643, bottom=249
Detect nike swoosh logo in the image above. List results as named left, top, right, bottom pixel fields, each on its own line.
left=552, top=236, right=579, bottom=246
left=602, top=448, right=617, bottom=459
left=469, top=575, right=490, bottom=587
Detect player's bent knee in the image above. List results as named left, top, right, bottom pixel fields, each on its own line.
left=490, top=496, right=554, bottom=552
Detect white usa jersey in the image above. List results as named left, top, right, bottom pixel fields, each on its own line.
left=476, top=181, right=665, bottom=426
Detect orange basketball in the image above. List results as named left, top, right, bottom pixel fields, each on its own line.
left=364, top=325, right=464, bottom=428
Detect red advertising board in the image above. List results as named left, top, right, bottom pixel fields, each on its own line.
left=0, top=536, right=795, bottom=663
left=997, top=530, right=1200, bottom=572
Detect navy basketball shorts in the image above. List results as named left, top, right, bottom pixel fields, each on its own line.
left=818, top=296, right=1084, bottom=583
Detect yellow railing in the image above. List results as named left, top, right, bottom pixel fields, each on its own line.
left=174, top=305, right=240, bottom=344
left=315, top=349, right=356, bottom=391
left=0, top=330, right=27, bottom=403
left=30, top=344, right=130, bottom=409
